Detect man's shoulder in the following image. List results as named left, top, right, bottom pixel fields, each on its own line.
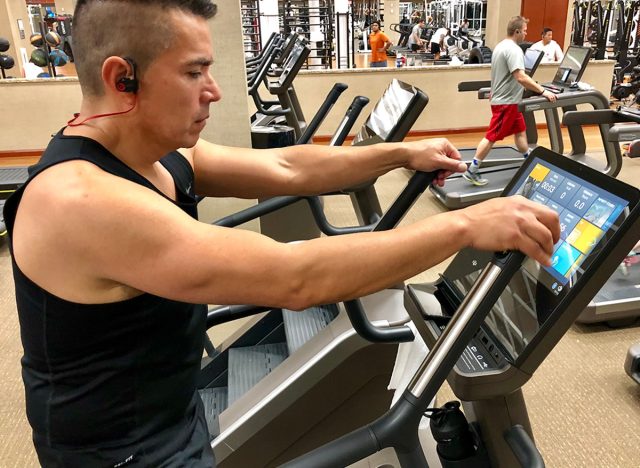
left=494, top=39, right=518, bottom=55
left=26, top=160, right=111, bottom=200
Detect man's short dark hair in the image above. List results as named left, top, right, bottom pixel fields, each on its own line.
left=73, top=0, right=217, bottom=96
left=542, top=27, right=553, bottom=35
left=371, top=20, right=381, bottom=28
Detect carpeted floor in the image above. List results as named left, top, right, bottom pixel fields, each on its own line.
left=1, top=147, right=639, bottom=467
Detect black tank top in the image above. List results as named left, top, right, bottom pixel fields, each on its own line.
left=3, top=131, right=213, bottom=466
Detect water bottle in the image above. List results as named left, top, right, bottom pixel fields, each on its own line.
left=429, top=401, right=479, bottom=465
left=396, top=53, right=403, bottom=68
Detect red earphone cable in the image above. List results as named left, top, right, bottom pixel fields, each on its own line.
left=67, top=102, right=136, bottom=127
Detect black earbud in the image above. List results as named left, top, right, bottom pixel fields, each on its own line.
left=116, top=57, right=138, bottom=93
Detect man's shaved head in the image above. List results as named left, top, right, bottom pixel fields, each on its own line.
left=73, top=0, right=217, bottom=96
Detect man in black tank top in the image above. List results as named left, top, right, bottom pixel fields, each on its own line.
left=3, top=1, right=560, bottom=467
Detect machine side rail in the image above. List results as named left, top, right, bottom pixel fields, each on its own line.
left=374, top=171, right=435, bottom=232
left=245, top=32, right=280, bottom=70
left=212, top=171, right=436, bottom=337
left=504, top=425, right=545, bottom=468
left=341, top=171, right=437, bottom=343
left=343, top=299, right=414, bottom=343
left=247, top=42, right=282, bottom=89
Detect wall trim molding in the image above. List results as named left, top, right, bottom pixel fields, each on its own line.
left=0, top=149, right=43, bottom=160
left=1, top=122, right=581, bottom=156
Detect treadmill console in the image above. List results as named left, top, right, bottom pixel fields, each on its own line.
left=407, top=147, right=640, bottom=397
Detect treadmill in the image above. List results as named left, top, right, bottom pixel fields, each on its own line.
left=283, top=146, right=640, bottom=467
left=454, top=48, right=545, bottom=166
left=555, top=105, right=640, bottom=325
left=0, top=166, right=29, bottom=237
left=200, top=81, right=431, bottom=468
left=430, top=46, right=623, bottom=210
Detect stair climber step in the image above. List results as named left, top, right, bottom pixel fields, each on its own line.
left=282, top=304, right=340, bottom=354
left=227, top=342, right=289, bottom=405
left=198, top=386, right=228, bottom=440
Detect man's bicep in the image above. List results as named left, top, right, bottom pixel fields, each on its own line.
left=72, top=179, right=291, bottom=306
left=191, top=139, right=286, bottom=197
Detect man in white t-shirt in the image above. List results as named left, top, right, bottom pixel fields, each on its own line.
left=530, top=27, right=564, bottom=63
left=429, top=27, right=449, bottom=59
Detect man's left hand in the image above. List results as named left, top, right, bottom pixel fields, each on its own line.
left=404, top=138, right=467, bottom=186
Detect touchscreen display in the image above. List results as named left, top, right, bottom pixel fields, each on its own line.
left=552, top=46, right=590, bottom=84
left=512, top=159, right=628, bottom=293
left=444, top=157, right=630, bottom=363
left=524, top=48, right=542, bottom=76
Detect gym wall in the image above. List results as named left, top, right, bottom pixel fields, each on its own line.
left=522, top=0, right=571, bottom=49
left=282, top=60, right=615, bottom=139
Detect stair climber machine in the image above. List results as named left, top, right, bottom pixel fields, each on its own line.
left=1, top=166, right=29, bottom=238
left=197, top=81, right=430, bottom=467
left=431, top=46, right=624, bottom=210
left=281, top=146, right=640, bottom=468
left=259, top=79, right=429, bottom=244
left=557, top=106, right=640, bottom=326
left=249, top=37, right=311, bottom=142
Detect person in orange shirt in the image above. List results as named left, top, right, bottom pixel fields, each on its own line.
left=369, top=20, right=392, bottom=68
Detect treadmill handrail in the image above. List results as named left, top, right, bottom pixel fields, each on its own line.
left=561, top=109, right=633, bottom=125
left=518, top=90, right=622, bottom=177
left=458, top=80, right=492, bottom=92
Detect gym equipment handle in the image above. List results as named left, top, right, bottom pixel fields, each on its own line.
left=344, top=299, right=414, bottom=343
left=206, top=305, right=271, bottom=329
left=297, top=83, right=349, bottom=144
left=214, top=195, right=375, bottom=235
left=344, top=171, right=437, bottom=343
left=281, top=424, right=379, bottom=468
left=504, top=425, right=546, bottom=468
left=329, top=96, right=370, bottom=146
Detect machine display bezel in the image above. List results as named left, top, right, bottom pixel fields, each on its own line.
left=551, top=45, right=592, bottom=85
left=503, top=147, right=639, bottom=364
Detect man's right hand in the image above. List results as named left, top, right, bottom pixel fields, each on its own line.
left=458, top=196, right=561, bottom=266
left=542, top=89, right=557, bottom=102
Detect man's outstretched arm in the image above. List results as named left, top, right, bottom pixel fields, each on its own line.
left=187, top=138, right=467, bottom=199
left=12, top=161, right=559, bottom=310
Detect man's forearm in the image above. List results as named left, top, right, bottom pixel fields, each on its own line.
left=277, top=142, right=409, bottom=196
left=520, top=74, right=545, bottom=94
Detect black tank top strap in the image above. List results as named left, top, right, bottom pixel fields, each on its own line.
left=160, top=151, right=196, bottom=198
left=159, top=151, right=200, bottom=219
left=29, top=130, right=153, bottom=189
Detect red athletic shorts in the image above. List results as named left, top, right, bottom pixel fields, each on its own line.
left=485, top=104, right=526, bottom=142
